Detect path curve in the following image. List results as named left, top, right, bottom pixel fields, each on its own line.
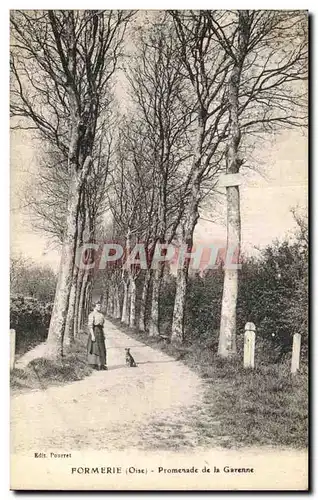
left=11, top=319, right=204, bottom=453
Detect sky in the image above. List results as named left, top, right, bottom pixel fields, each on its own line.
left=196, top=129, right=308, bottom=255
left=10, top=126, right=307, bottom=272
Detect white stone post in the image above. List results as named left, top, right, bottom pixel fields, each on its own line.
left=244, top=322, right=256, bottom=369
left=10, top=329, right=16, bottom=370
left=291, top=333, right=301, bottom=374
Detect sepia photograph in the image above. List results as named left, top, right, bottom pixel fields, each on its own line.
left=10, top=8, right=308, bottom=491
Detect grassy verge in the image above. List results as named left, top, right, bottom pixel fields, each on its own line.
left=15, top=328, right=48, bottom=357
left=109, top=317, right=308, bottom=449
left=11, top=331, right=93, bottom=395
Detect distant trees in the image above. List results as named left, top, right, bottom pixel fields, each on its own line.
left=107, top=119, right=155, bottom=328
left=125, top=14, right=192, bottom=337
left=10, top=254, right=57, bottom=303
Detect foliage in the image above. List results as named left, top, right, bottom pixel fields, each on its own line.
left=10, top=255, right=56, bottom=352
left=158, top=274, right=177, bottom=335
left=10, top=295, right=53, bottom=353
left=10, top=254, right=57, bottom=303
left=237, top=240, right=308, bottom=354
left=157, top=227, right=308, bottom=358
left=184, top=269, right=223, bottom=344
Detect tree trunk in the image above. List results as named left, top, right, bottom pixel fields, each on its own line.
left=139, top=269, right=151, bottom=332
left=45, top=112, right=92, bottom=357
left=170, top=115, right=203, bottom=344
left=64, top=276, right=77, bottom=346
left=149, top=268, right=162, bottom=337
left=65, top=202, right=85, bottom=345
left=218, top=15, right=247, bottom=357
left=73, top=269, right=84, bottom=338
left=46, top=177, right=81, bottom=357
left=84, top=279, right=92, bottom=324
left=77, top=272, right=89, bottom=334
left=171, top=213, right=198, bottom=343
left=218, top=185, right=241, bottom=356
left=114, top=286, right=121, bottom=319
left=75, top=222, right=95, bottom=332
left=129, top=278, right=137, bottom=328
left=102, top=289, right=108, bottom=313
left=171, top=266, right=187, bottom=343
left=107, top=290, right=114, bottom=316
left=121, top=280, right=130, bottom=324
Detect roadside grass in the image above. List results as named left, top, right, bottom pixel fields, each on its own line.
left=11, top=331, right=93, bottom=395
left=15, top=328, right=48, bottom=357
left=110, top=318, right=308, bottom=449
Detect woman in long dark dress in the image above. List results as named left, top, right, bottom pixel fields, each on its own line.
left=87, top=301, right=107, bottom=370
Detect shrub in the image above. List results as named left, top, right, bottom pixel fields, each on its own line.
left=10, top=295, right=53, bottom=352
left=10, top=254, right=57, bottom=303
left=158, top=236, right=308, bottom=360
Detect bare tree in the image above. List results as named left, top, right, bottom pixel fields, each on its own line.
left=74, top=120, right=113, bottom=338
left=23, top=114, right=113, bottom=345
left=202, top=10, right=307, bottom=356
left=107, top=120, right=154, bottom=328
left=291, top=206, right=308, bottom=247
left=127, top=13, right=193, bottom=337
left=23, top=147, right=69, bottom=244
left=168, top=10, right=230, bottom=343
left=11, top=10, right=134, bottom=357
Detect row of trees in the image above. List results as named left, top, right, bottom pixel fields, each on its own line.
left=11, top=10, right=307, bottom=359
left=97, top=208, right=308, bottom=353
left=11, top=10, right=134, bottom=356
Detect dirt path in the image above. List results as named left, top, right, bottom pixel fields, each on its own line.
left=11, top=320, right=308, bottom=489
left=11, top=319, right=204, bottom=453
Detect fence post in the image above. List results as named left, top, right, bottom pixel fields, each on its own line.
left=244, top=322, right=256, bottom=369
left=291, top=333, right=301, bottom=374
left=10, top=329, right=16, bottom=370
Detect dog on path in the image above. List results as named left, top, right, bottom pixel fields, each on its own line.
left=125, top=348, right=137, bottom=367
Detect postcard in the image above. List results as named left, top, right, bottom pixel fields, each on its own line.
left=10, top=9, right=308, bottom=491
